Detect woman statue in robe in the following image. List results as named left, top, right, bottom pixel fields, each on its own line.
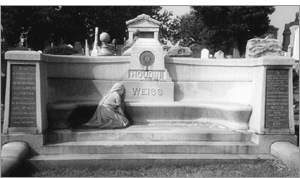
left=84, top=83, right=129, bottom=129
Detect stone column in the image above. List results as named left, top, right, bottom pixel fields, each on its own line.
left=3, top=51, right=48, bottom=134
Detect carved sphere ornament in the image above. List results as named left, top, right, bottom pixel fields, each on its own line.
left=139, top=51, right=155, bottom=67
left=100, top=32, right=110, bottom=43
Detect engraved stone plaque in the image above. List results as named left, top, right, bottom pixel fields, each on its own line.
left=265, top=69, right=289, bottom=128
left=10, top=65, right=37, bottom=127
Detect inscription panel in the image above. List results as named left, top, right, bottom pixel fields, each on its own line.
left=10, top=65, right=37, bottom=127
left=265, top=69, right=289, bottom=128
left=129, top=70, right=165, bottom=80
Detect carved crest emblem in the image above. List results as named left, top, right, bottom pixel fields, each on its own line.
left=139, top=51, right=155, bottom=67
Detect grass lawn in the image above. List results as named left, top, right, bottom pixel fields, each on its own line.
left=31, top=159, right=299, bottom=177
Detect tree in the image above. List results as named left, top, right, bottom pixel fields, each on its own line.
left=1, top=6, right=164, bottom=50
left=165, top=11, right=211, bottom=47
left=185, top=6, right=275, bottom=55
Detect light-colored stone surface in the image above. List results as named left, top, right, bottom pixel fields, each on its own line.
left=292, top=27, right=299, bottom=61
left=47, top=125, right=252, bottom=143
left=123, top=81, right=174, bottom=102
left=47, top=100, right=251, bottom=130
left=271, top=142, right=299, bottom=170
left=1, top=142, right=30, bottom=160
left=4, top=51, right=48, bottom=134
left=1, top=142, right=30, bottom=177
left=125, top=101, right=251, bottom=130
left=43, top=53, right=295, bottom=134
left=167, top=47, right=192, bottom=57
left=5, top=50, right=44, bottom=61
left=126, top=14, right=161, bottom=43
left=1, top=134, right=45, bottom=153
left=245, top=38, right=284, bottom=58
left=215, top=50, right=224, bottom=59
left=122, top=38, right=172, bottom=82
left=201, top=48, right=209, bottom=58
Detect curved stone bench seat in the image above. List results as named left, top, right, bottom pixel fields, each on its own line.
left=48, top=100, right=252, bottom=130
left=125, top=101, right=252, bottom=130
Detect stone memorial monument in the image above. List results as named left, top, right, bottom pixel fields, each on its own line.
left=122, top=38, right=174, bottom=102
left=1, top=13, right=298, bottom=170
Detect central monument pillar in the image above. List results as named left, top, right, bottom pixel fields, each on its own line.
left=122, top=38, right=174, bottom=102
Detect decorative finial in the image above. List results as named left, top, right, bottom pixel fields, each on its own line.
left=98, top=32, right=113, bottom=56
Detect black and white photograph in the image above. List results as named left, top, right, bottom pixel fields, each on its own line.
left=1, top=2, right=299, bottom=177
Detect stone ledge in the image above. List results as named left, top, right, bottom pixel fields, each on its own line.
left=166, top=56, right=295, bottom=67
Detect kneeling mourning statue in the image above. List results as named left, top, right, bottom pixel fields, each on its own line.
left=83, top=83, right=130, bottom=129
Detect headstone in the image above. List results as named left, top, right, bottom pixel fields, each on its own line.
left=122, top=38, right=174, bottom=102
left=167, top=47, right=192, bottom=57
left=201, top=48, right=209, bottom=59
left=74, top=41, right=82, bottom=53
left=245, top=38, right=284, bottom=58
left=189, top=44, right=203, bottom=58
left=115, top=45, right=124, bottom=56
left=91, top=27, right=99, bottom=56
left=215, top=50, right=224, bottom=59
left=232, top=46, right=240, bottom=58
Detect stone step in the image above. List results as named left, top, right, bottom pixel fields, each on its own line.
left=28, top=153, right=275, bottom=170
left=40, top=140, right=258, bottom=155
left=47, top=125, right=252, bottom=143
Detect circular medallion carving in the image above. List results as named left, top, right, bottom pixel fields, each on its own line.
left=139, top=51, right=155, bottom=67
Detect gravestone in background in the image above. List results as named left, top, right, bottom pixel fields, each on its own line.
left=167, top=46, right=192, bottom=57
left=215, top=50, right=225, bottom=59
left=201, top=48, right=209, bottom=58
left=189, top=44, right=203, bottom=58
